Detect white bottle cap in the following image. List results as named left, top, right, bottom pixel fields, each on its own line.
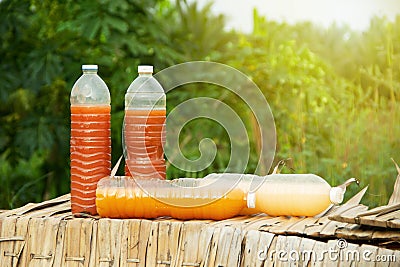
left=82, top=64, right=98, bottom=71
left=138, top=65, right=153, bottom=74
left=329, top=178, right=358, bottom=205
left=329, top=187, right=345, bottom=205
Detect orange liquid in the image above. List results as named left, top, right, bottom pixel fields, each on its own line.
left=96, top=180, right=245, bottom=220
left=124, top=109, right=166, bottom=179
left=70, top=105, right=111, bottom=215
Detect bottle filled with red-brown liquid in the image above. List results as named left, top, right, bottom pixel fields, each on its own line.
left=124, top=65, right=166, bottom=179
left=70, top=64, right=111, bottom=215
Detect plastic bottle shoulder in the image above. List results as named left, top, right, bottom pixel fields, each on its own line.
left=126, top=75, right=165, bottom=94
left=71, top=73, right=110, bottom=105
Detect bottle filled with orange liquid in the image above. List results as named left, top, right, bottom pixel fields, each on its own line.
left=70, top=64, right=111, bottom=215
left=96, top=176, right=245, bottom=220
left=124, top=65, right=166, bottom=179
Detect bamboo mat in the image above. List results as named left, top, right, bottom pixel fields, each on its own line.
left=0, top=185, right=399, bottom=266
left=1, top=162, right=399, bottom=266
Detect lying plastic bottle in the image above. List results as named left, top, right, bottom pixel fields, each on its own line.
left=96, top=171, right=357, bottom=219
left=248, top=174, right=357, bottom=217
left=203, top=173, right=358, bottom=217
left=95, top=176, right=245, bottom=220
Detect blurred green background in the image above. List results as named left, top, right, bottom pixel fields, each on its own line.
left=1, top=0, right=399, bottom=209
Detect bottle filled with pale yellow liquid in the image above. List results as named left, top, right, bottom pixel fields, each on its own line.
left=203, top=173, right=357, bottom=217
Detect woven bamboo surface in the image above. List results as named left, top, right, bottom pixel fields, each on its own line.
left=0, top=184, right=399, bottom=266
left=1, top=162, right=399, bottom=266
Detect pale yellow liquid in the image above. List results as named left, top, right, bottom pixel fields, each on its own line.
left=255, top=174, right=332, bottom=216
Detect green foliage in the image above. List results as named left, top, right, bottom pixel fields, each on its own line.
left=0, top=0, right=186, bottom=208
left=172, top=0, right=236, bottom=60
left=0, top=0, right=399, bottom=209
left=165, top=83, right=261, bottom=179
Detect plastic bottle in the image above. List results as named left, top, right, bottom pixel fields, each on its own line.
left=70, top=64, right=111, bottom=215
left=95, top=176, right=245, bottom=220
left=202, top=173, right=357, bottom=217
left=124, top=65, right=166, bottom=179
left=95, top=172, right=357, bottom=219
left=247, top=174, right=358, bottom=217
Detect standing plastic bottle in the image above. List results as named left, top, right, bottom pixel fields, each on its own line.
left=70, top=64, right=111, bottom=215
left=124, top=65, right=166, bottom=179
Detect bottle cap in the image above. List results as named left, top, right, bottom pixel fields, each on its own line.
left=329, top=187, right=345, bottom=205
left=329, top=178, right=359, bottom=205
left=82, top=64, right=98, bottom=71
left=138, top=65, right=153, bottom=74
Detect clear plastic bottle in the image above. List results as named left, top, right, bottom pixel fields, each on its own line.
left=95, top=176, right=245, bottom=220
left=70, top=64, right=111, bottom=215
left=95, top=173, right=356, bottom=219
left=246, top=174, right=357, bottom=217
left=124, top=65, right=166, bottom=179
left=202, top=173, right=357, bottom=217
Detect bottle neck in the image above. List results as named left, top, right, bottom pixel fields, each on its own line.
left=83, top=70, right=97, bottom=74
left=139, top=73, right=152, bottom=77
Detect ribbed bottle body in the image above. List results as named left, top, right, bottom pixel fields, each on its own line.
left=124, top=66, right=166, bottom=179
left=70, top=65, right=111, bottom=215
